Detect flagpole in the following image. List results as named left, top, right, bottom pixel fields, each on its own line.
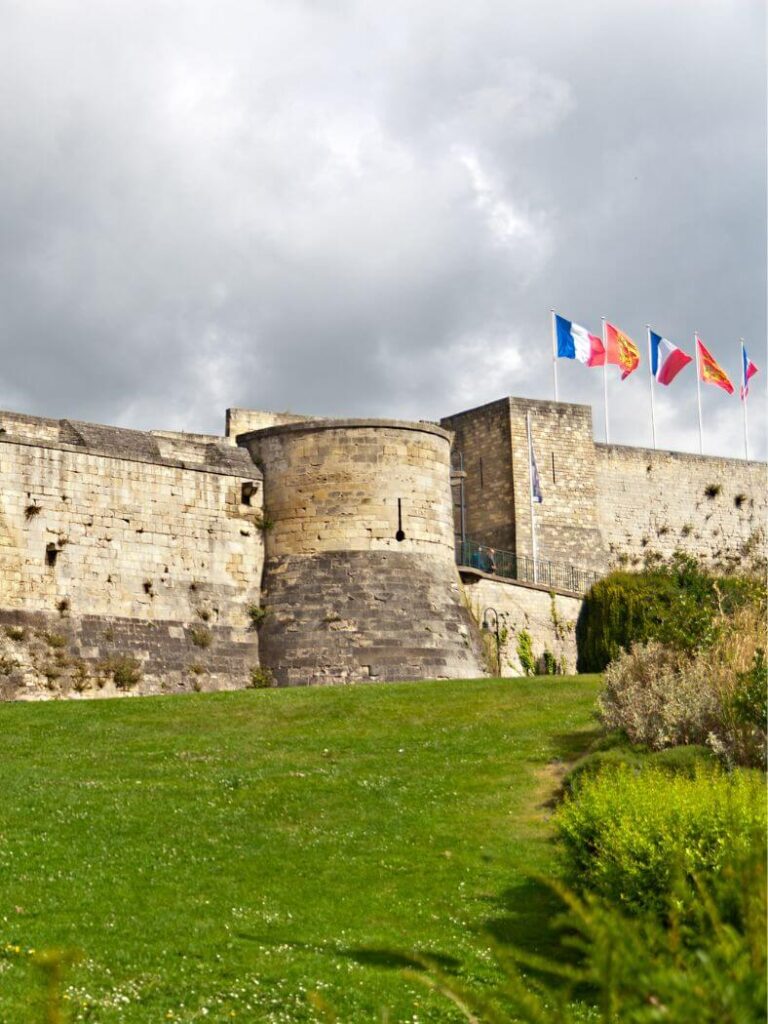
left=647, top=325, right=657, bottom=450
left=550, top=309, right=559, bottom=401
left=741, top=339, right=750, bottom=461
left=694, top=332, right=704, bottom=455
left=602, top=317, right=609, bottom=443
left=526, top=410, right=538, bottom=584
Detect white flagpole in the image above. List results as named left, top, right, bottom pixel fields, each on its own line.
left=526, top=410, right=538, bottom=583
left=694, top=332, right=704, bottom=454
left=647, top=325, right=657, bottom=450
left=551, top=309, right=559, bottom=401
left=741, top=339, right=750, bottom=461
left=602, top=317, right=609, bottom=443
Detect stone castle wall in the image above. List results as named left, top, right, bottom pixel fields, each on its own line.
left=460, top=571, right=582, bottom=677
left=443, top=397, right=764, bottom=574
left=0, top=412, right=263, bottom=697
left=0, top=395, right=764, bottom=698
left=441, top=400, right=515, bottom=551
left=442, top=398, right=608, bottom=573
left=507, top=398, right=607, bottom=572
left=241, top=419, right=457, bottom=556
left=595, top=445, right=767, bottom=568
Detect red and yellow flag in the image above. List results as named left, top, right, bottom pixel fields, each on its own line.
left=605, top=322, right=640, bottom=379
left=697, top=338, right=734, bottom=395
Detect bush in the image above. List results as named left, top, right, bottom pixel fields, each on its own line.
left=600, top=603, right=767, bottom=766
left=516, top=629, right=535, bottom=676
left=248, top=666, right=275, bottom=689
left=189, top=625, right=212, bottom=649
left=104, top=655, right=142, bottom=690
left=564, top=742, right=715, bottom=793
left=247, top=604, right=268, bottom=628
left=576, top=557, right=765, bottom=672
left=408, top=837, right=766, bottom=1023
left=556, top=763, right=766, bottom=914
left=600, top=641, right=718, bottom=749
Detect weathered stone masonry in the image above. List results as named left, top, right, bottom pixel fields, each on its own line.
left=238, top=419, right=484, bottom=686
left=0, top=395, right=764, bottom=697
left=442, top=396, right=766, bottom=574
left=0, top=412, right=263, bottom=697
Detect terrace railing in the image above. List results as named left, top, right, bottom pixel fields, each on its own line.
left=456, top=538, right=600, bottom=595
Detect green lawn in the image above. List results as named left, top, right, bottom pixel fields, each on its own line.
left=0, top=676, right=601, bottom=1023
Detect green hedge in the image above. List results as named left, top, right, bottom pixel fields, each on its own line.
left=576, top=558, right=764, bottom=672
left=563, top=742, right=716, bottom=793
left=556, top=763, right=766, bottom=914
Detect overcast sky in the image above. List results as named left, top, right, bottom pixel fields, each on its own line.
left=1, top=0, right=765, bottom=458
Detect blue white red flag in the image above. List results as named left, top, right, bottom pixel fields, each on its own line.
left=741, top=344, right=759, bottom=400
left=530, top=443, right=543, bottom=504
left=555, top=314, right=605, bottom=367
left=649, top=330, right=692, bottom=386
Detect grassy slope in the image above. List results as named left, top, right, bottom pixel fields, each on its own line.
left=0, top=676, right=600, bottom=1023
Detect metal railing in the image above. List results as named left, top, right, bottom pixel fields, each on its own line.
left=456, top=538, right=600, bottom=595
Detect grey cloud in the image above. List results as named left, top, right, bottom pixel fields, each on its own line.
left=0, top=0, right=764, bottom=461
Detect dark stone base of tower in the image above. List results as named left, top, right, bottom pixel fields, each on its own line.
left=259, top=551, right=484, bottom=685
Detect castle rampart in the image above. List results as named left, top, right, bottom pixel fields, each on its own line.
left=0, top=412, right=263, bottom=697
left=0, top=394, right=763, bottom=698
left=442, top=396, right=765, bottom=575
left=595, top=444, right=767, bottom=568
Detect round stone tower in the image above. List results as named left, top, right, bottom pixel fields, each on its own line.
left=237, top=418, right=484, bottom=685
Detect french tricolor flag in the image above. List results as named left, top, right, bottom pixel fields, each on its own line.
left=741, top=344, right=759, bottom=400
left=649, top=330, right=692, bottom=386
left=555, top=314, right=605, bottom=366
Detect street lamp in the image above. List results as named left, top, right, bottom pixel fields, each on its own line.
left=482, top=607, right=501, bottom=676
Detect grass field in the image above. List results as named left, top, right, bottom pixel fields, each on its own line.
left=0, top=676, right=601, bottom=1023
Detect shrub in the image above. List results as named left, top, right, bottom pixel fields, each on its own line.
left=600, top=603, right=767, bottom=766
left=599, top=641, right=718, bottom=749
left=576, top=558, right=765, bottom=672
left=104, top=655, right=142, bottom=690
left=556, top=764, right=766, bottom=914
left=407, top=837, right=766, bottom=1023
left=189, top=625, right=212, bottom=649
left=564, top=742, right=715, bottom=793
left=43, top=632, right=67, bottom=649
left=253, top=511, right=275, bottom=532
left=247, top=604, right=268, bottom=628
left=540, top=649, right=558, bottom=675
left=516, top=630, right=535, bottom=676
left=248, top=666, right=275, bottom=689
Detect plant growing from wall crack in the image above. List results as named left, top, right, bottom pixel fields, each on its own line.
left=516, top=629, right=535, bottom=677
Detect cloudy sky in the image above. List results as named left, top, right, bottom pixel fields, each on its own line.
left=1, top=0, right=765, bottom=458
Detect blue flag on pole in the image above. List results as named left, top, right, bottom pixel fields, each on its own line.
left=531, top=444, right=543, bottom=503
